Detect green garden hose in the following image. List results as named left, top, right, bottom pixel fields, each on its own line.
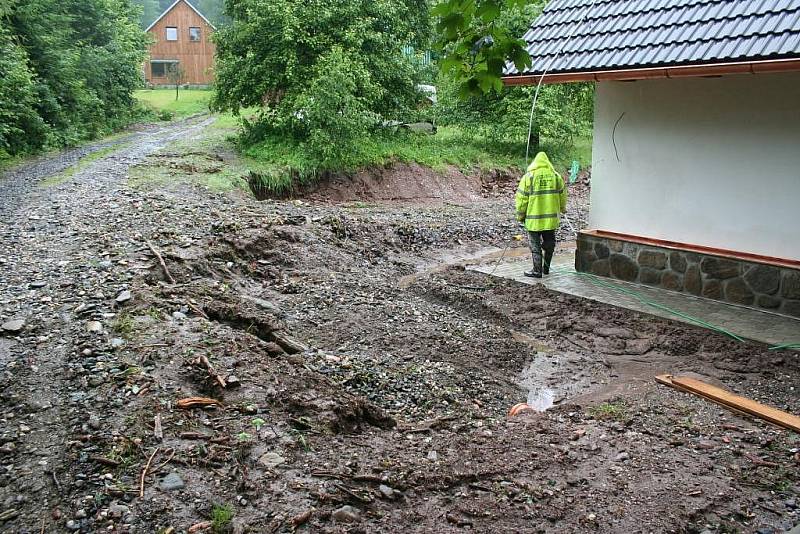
left=548, top=266, right=798, bottom=351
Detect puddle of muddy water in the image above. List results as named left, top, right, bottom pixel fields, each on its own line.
left=526, top=388, right=555, bottom=411
left=397, top=246, right=530, bottom=289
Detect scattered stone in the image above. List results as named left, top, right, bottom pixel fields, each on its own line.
left=85, top=321, right=103, bottom=333
left=0, top=442, right=16, bottom=454
left=378, top=484, right=396, bottom=499
left=171, top=311, right=187, bottom=321
left=258, top=452, right=285, bottom=469
left=110, top=338, right=125, bottom=349
left=159, top=472, right=185, bottom=491
left=115, top=290, right=132, bottom=304
left=108, top=503, right=130, bottom=518
left=226, top=375, right=241, bottom=388
left=1, top=319, right=25, bottom=333
left=427, top=450, right=438, bottom=462
left=98, top=260, right=113, bottom=270
left=88, top=415, right=101, bottom=430
left=696, top=440, right=716, bottom=450
left=332, top=505, right=361, bottom=523
left=29, top=281, right=47, bottom=289
left=66, top=520, right=80, bottom=530
left=614, top=452, right=630, bottom=462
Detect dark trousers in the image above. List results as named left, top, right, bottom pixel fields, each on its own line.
left=528, top=230, right=556, bottom=274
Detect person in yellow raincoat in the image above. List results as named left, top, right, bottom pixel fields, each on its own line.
left=515, top=152, right=567, bottom=278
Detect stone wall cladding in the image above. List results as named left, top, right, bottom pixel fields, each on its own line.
left=576, top=233, right=800, bottom=318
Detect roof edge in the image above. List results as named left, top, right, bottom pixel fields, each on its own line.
left=503, top=58, right=800, bottom=86
left=145, top=0, right=217, bottom=33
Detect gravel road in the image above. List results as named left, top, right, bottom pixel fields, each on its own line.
left=0, top=117, right=797, bottom=534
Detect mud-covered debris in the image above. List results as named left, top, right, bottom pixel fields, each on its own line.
left=332, top=505, right=361, bottom=523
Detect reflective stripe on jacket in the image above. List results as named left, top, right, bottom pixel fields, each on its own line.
left=515, top=152, right=567, bottom=232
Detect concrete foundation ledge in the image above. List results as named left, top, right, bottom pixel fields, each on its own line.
left=576, top=230, right=800, bottom=318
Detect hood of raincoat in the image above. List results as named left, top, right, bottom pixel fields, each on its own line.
left=527, top=152, right=556, bottom=175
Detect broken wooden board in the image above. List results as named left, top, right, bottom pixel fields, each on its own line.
left=656, top=374, right=800, bottom=433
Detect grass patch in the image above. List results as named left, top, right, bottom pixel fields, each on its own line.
left=111, top=314, right=135, bottom=338
left=134, top=89, right=212, bottom=120
left=587, top=401, right=628, bottom=421
left=211, top=503, right=234, bottom=533
left=41, top=144, right=127, bottom=187
left=243, top=126, right=592, bottom=195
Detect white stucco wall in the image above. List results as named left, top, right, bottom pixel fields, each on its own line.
left=590, top=71, right=800, bottom=261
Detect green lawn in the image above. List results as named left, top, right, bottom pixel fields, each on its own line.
left=134, top=89, right=212, bottom=119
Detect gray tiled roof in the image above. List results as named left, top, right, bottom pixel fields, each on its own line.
left=507, top=0, right=800, bottom=76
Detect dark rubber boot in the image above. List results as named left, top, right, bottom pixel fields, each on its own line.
left=525, top=252, right=542, bottom=278
left=543, top=250, right=554, bottom=275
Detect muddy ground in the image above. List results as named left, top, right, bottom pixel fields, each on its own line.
left=0, top=116, right=797, bottom=534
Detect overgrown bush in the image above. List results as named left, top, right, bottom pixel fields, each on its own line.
left=0, top=26, right=46, bottom=159
left=0, top=0, right=147, bottom=161
left=212, top=0, right=431, bottom=166
left=434, top=75, right=594, bottom=150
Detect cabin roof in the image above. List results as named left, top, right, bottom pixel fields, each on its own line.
left=145, top=0, right=216, bottom=32
left=505, top=0, right=800, bottom=79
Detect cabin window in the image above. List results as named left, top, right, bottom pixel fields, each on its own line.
left=189, top=27, right=201, bottom=42
left=151, top=61, right=178, bottom=78
left=165, top=27, right=178, bottom=41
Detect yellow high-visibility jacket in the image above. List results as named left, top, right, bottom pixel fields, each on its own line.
left=515, top=152, right=567, bottom=232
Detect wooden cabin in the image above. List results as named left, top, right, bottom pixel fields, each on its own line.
left=144, top=0, right=216, bottom=87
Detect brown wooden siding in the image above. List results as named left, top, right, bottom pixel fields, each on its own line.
left=145, top=0, right=215, bottom=86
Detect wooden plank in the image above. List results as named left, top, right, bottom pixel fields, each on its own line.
left=656, top=374, right=800, bottom=433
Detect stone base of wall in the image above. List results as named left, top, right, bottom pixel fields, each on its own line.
left=576, top=232, right=800, bottom=318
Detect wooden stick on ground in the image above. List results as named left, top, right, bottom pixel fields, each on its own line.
left=195, top=355, right=227, bottom=389
left=176, top=397, right=221, bottom=409
left=139, top=447, right=160, bottom=498
left=656, top=374, right=800, bottom=433
left=146, top=240, right=176, bottom=285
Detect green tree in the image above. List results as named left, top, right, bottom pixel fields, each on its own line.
left=193, top=0, right=228, bottom=26
left=140, top=0, right=161, bottom=27
left=433, top=0, right=538, bottom=96
left=1, top=0, right=147, bottom=156
left=0, top=24, right=47, bottom=158
left=432, top=0, right=593, bottom=151
left=167, top=63, right=186, bottom=100
left=212, top=0, right=431, bottom=161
